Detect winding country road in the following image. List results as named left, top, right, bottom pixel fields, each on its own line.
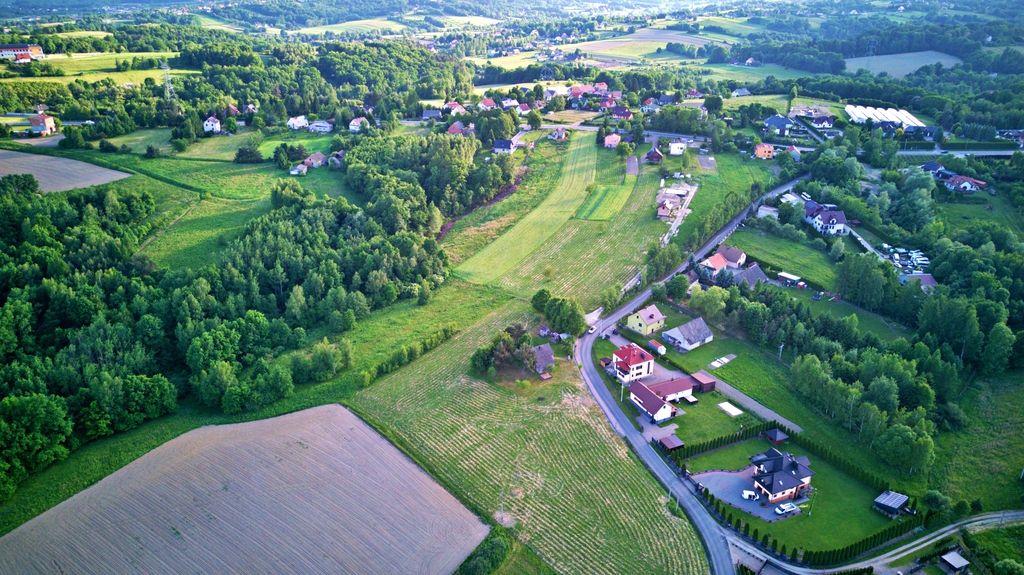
left=571, top=173, right=1024, bottom=574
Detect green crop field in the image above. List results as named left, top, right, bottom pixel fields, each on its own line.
left=692, top=63, right=814, bottom=82
left=293, top=19, right=406, bottom=35
left=350, top=301, right=709, bottom=575
left=688, top=438, right=891, bottom=551
left=844, top=51, right=962, bottom=78
left=0, top=51, right=195, bottom=85
left=457, top=135, right=597, bottom=284
left=778, top=287, right=910, bottom=341
left=194, top=14, right=243, bottom=33
left=675, top=154, right=774, bottom=247
left=729, top=228, right=838, bottom=290
left=575, top=150, right=637, bottom=220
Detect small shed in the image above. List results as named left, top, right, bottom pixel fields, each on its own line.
left=873, top=490, right=909, bottom=518
left=764, top=428, right=789, bottom=446
left=940, top=551, right=969, bottom=574
left=648, top=339, right=667, bottom=356
left=692, top=371, right=716, bottom=393
left=659, top=435, right=684, bottom=451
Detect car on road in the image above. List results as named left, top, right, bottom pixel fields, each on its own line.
left=774, top=502, right=798, bottom=515
left=588, top=326, right=597, bottom=334
left=741, top=490, right=759, bottom=501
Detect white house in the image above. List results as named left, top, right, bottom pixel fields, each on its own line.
left=203, top=116, right=221, bottom=133
left=804, top=200, right=850, bottom=236
left=287, top=115, right=309, bottom=130
left=308, top=119, right=333, bottom=134
left=662, top=317, right=714, bottom=352
left=611, top=343, right=655, bottom=384
left=669, top=142, right=687, bottom=156
left=648, top=376, right=695, bottom=403
left=349, top=117, right=369, bottom=133
left=629, top=382, right=676, bottom=423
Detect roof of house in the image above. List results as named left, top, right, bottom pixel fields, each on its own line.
left=612, top=106, right=632, bottom=117
left=764, top=428, right=789, bottom=442
left=701, top=253, right=729, bottom=273
left=29, top=114, right=52, bottom=125
left=533, top=343, right=555, bottom=373
left=874, top=490, right=909, bottom=510
left=732, top=88, right=751, bottom=96
left=422, top=109, right=442, bottom=119
left=612, top=343, right=654, bottom=368
left=947, top=175, right=987, bottom=188
left=900, top=273, right=938, bottom=288
left=659, top=435, right=684, bottom=450
left=349, top=117, right=368, bottom=127
left=920, top=161, right=943, bottom=172
left=629, top=382, right=669, bottom=416
left=646, top=147, right=665, bottom=160
left=751, top=448, right=814, bottom=495
left=940, top=552, right=969, bottom=570
left=494, top=139, right=514, bottom=150
left=648, top=376, right=696, bottom=398
left=754, top=143, right=774, bottom=153
left=664, top=317, right=713, bottom=346
left=604, top=133, right=621, bottom=146
left=693, top=371, right=716, bottom=386
left=815, top=209, right=847, bottom=225
left=445, top=101, right=465, bottom=110
left=480, top=98, right=497, bottom=107
left=642, top=97, right=656, bottom=106
left=658, top=94, right=678, bottom=105
left=736, top=263, right=769, bottom=288
left=305, top=151, right=326, bottom=164
left=716, top=245, right=746, bottom=265
left=205, top=115, right=220, bottom=123
left=632, top=304, right=666, bottom=327
left=447, top=121, right=466, bottom=135
left=764, top=114, right=794, bottom=129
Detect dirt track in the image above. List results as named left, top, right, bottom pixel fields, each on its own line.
left=0, top=149, right=129, bottom=192
left=0, top=405, right=488, bottom=575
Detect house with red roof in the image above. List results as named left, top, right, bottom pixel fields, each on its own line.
left=945, top=175, right=987, bottom=193
left=478, top=98, right=498, bottom=111
left=603, top=133, right=621, bottom=149
left=629, top=382, right=675, bottom=422
left=715, top=245, right=746, bottom=269
left=593, top=82, right=609, bottom=94
left=686, top=88, right=704, bottom=99
left=29, top=114, right=56, bottom=136
left=699, top=253, right=729, bottom=277
left=641, top=97, right=659, bottom=114
left=517, top=102, right=532, bottom=116
left=611, top=343, right=655, bottom=383
left=648, top=376, right=696, bottom=403
left=445, top=101, right=467, bottom=115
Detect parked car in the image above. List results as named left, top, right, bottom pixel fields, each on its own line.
left=588, top=326, right=597, bottom=334
left=741, top=490, right=759, bottom=501
left=774, top=502, right=798, bottom=515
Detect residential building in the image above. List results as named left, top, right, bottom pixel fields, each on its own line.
left=422, top=109, right=442, bottom=121
left=245, top=103, right=258, bottom=114
left=303, top=152, right=327, bottom=168
left=945, top=175, right=987, bottom=193
left=731, top=88, right=752, bottom=98
left=699, top=253, right=729, bottom=278
left=603, top=133, right=621, bottom=148
left=645, top=147, right=664, bottom=164
left=611, top=343, right=655, bottom=384
left=804, top=200, right=850, bottom=236
left=29, top=114, right=56, bottom=136
left=227, top=103, right=240, bottom=116
left=715, top=245, right=746, bottom=269
left=754, top=143, right=775, bottom=159
left=348, top=117, right=369, bottom=133
left=517, top=103, right=532, bottom=116
left=658, top=94, right=678, bottom=106
left=0, top=43, right=44, bottom=60
left=657, top=196, right=680, bottom=219
left=764, top=114, right=794, bottom=136
left=625, top=304, right=666, bottom=335
left=662, top=317, right=713, bottom=352
left=686, top=88, right=703, bottom=99
left=611, top=106, right=633, bottom=120
left=202, top=116, right=221, bottom=134
left=648, top=376, right=696, bottom=402
left=809, top=115, right=835, bottom=129
left=629, top=382, right=675, bottom=422
left=641, top=98, right=660, bottom=113
left=533, top=343, right=555, bottom=374
left=735, top=263, right=769, bottom=289
left=899, top=272, right=938, bottom=293
left=308, top=120, right=333, bottom=134
left=751, top=448, right=814, bottom=502
left=493, top=139, right=515, bottom=154
left=287, top=115, right=309, bottom=130
left=445, top=101, right=467, bottom=115
left=501, top=98, right=519, bottom=110
left=447, top=121, right=472, bottom=136
left=478, top=98, right=498, bottom=111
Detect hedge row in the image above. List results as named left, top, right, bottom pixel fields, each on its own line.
left=667, top=420, right=777, bottom=463
left=358, top=324, right=458, bottom=386
left=771, top=422, right=895, bottom=495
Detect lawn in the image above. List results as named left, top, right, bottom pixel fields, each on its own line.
left=844, top=51, right=962, bottom=78
left=105, top=128, right=173, bottom=154
left=930, top=370, right=1024, bottom=511
left=467, top=52, right=540, bottom=69
left=669, top=390, right=761, bottom=445
left=575, top=149, right=637, bottom=220
left=194, top=14, right=243, bottom=33
left=351, top=300, right=710, bottom=574
left=0, top=51, right=196, bottom=85
left=457, top=134, right=597, bottom=284
left=936, top=193, right=1024, bottom=236
left=692, top=63, right=814, bottom=83
left=729, top=227, right=838, bottom=290
left=675, top=153, right=775, bottom=248
left=55, top=30, right=112, bottom=38
left=972, top=525, right=1024, bottom=563
left=696, top=16, right=766, bottom=37
left=293, top=19, right=406, bottom=35
left=0, top=280, right=512, bottom=537
left=689, top=438, right=892, bottom=552
left=778, top=287, right=910, bottom=341
left=690, top=95, right=844, bottom=117
left=141, top=196, right=270, bottom=269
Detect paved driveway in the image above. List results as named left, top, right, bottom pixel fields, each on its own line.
left=693, top=467, right=798, bottom=522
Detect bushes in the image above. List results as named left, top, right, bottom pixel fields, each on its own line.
left=362, top=325, right=458, bottom=384
left=456, top=527, right=512, bottom=575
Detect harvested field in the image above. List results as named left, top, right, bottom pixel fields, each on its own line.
left=0, top=149, right=129, bottom=192
left=0, top=405, right=488, bottom=575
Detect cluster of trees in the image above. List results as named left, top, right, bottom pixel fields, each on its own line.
left=531, top=289, right=586, bottom=335
left=469, top=324, right=536, bottom=378
left=733, top=42, right=845, bottom=74
left=318, top=41, right=473, bottom=101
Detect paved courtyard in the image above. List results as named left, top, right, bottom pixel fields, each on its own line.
left=692, top=466, right=801, bottom=522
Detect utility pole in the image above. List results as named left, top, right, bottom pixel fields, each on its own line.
left=777, top=342, right=785, bottom=361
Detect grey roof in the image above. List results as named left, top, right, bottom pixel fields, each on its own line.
left=533, top=343, right=555, bottom=374
left=664, top=317, right=712, bottom=346
left=633, top=304, right=666, bottom=327
left=764, top=428, right=789, bottom=442
left=764, top=114, right=793, bottom=129
left=736, top=263, right=769, bottom=288
left=493, top=139, right=514, bottom=150
left=941, top=552, right=969, bottom=570
left=874, top=490, right=909, bottom=510
left=422, top=109, right=442, bottom=119
left=751, top=448, right=814, bottom=495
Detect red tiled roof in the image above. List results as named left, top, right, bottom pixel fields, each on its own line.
left=629, top=382, right=668, bottom=416
left=612, top=343, right=653, bottom=367
left=648, top=375, right=697, bottom=397
left=702, top=253, right=728, bottom=272
left=693, top=371, right=716, bottom=385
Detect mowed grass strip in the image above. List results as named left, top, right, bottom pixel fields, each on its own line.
left=575, top=151, right=637, bottom=220
left=457, top=135, right=597, bottom=284
left=141, top=197, right=270, bottom=269
left=350, top=301, right=710, bottom=575
left=729, top=228, right=838, bottom=290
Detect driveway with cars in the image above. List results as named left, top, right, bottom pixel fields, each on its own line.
left=692, top=466, right=799, bottom=522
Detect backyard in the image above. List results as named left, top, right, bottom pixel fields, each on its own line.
left=729, top=227, right=838, bottom=290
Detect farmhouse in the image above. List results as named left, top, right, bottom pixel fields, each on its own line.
left=287, top=115, right=309, bottom=130
left=804, top=200, right=850, bottom=236
left=303, top=152, right=327, bottom=168
left=645, top=147, right=664, bottom=164
left=202, top=116, right=221, bottom=134
left=754, top=143, right=775, bottom=159
left=533, top=343, right=555, bottom=375
left=945, top=175, right=987, bottom=193
left=662, top=317, right=713, bottom=352
left=873, top=490, right=909, bottom=518
left=0, top=43, right=44, bottom=60
left=611, top=343, right=655, bottom=383
left=422, top=109, right=443, bottom=121
left=308, top=119, right=333, bottom=134
left=716, top=245, right=746, bottom=269
left=732, top=88, right=752, bottom=98
left=735, top=263, right=769, bottom=289
left=751, top=448, right=814, bottom=502
left=626, top=304, right=666, bottom=335
left=493, top=139, right=515, bottom=154
left=29, top=114, right=56, bottom=137
left=349, top=117, right=369, bottom=133
left=629, top=382, right=675, bottom=423
left=604, top=133, right=621, bottom=148
left=764, top=114, right=794, bottom=136
left=648, top=376, right=696, bottom=403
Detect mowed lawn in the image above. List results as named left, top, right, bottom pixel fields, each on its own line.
left=350, top=301, right=710, bottom=575
left=105, top=128, right=174, bottom=154
left=844, top=51, right=962, bottom=78
left=293, top=18, right=405, bottom=35
left=457, top=135, right=597, bottom=284
left=668, top=390, right=760, bottom=445
left=575, top=148, right=637, bottom=220
left=688, top=438, right=891, bottom=551
left=691, top=63, right=814, bottom=82
left=675, top=154, right=774, bottom=248
left=729, top=228, right=838, bottom=290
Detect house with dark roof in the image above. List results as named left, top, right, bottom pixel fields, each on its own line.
left=809, top=115, right=835, bottom=129
left=764, top=114, right=794, bottom=136
left=940, top=551, right=970, bottom=574
left=629, top=382, right=676, bottom=422
left=645, top=147, right=664, bottom=164
left=750, top=448, right=814, bottom=502
left=658, top=94, right=678, bottom=106
left=716, top=245, right=746, bottom=269
left=735, top=263, right=769, bottom=289
left=611, top=343, right=655, bottom=383
left=533, top=343, right=555, bottom=375
left=662, top=317, right=713, bottom=352
left=493, top=139, right=515, bottom=154
left=626, top=304, right=666, bottom=336
left=804, top=200, right=850, bottom=236
left=919, top=161, right=943, bottom=175
left=422, top=109, right=442, bottom=121
left=648, top=376, right=696, bottom=403
left=611, top=106, right=633, bottom=120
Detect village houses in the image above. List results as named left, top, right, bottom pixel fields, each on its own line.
left=625, top=304, right=666, bottom=336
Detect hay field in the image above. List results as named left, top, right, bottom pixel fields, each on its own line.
left=351, top=303, right=709, bottom=574
left=844, top=50, right=962, bottom=77
left=194, top=14, right=243, bottom=33
left=293, top=18, right=406, bottom=35
left=54, top=30, right=112, bottom=38
left=0, top=51, right=194, bottom=85
left=0, top=149, right=129, bottom=192
left=0, top=405, right=488, bottom=575
left=457, top=134, right=596, bottom=284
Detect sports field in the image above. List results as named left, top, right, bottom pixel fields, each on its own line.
left=844, top=50, right=962, bottom=77
left=0, top=405, right=488, bottom=574
left=457, top=135, right=596, bottom=284
left=0, top=149, right=129, bottom=192
left=293, top=18, right=406, bottom=35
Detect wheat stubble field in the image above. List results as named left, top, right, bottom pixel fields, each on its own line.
left=0, top=405, right=488, bottom=575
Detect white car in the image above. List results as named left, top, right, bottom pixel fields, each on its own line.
left=741, top=490, right=759, bottom=501
left=587, top=326, right=597, bottom=334
left=774, top=503, right=798, bottom=515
